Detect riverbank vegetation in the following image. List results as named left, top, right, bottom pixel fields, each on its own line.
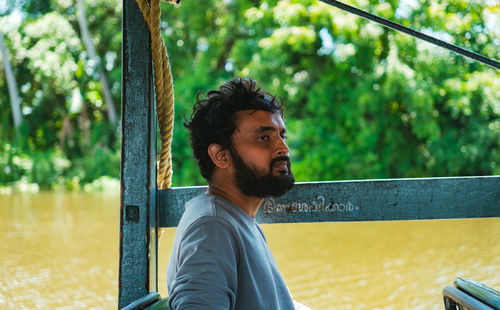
left=1, top=0, right=499, bottom=192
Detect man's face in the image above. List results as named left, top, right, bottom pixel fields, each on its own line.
left=229, top=110, right=295, bottom=198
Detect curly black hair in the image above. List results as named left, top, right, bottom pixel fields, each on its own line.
left=184, top=77, right=284, bottom=181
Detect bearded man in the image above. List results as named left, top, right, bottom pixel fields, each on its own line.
left=167, top=78, right=301, bottom=310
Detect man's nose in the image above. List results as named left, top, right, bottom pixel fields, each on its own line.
left=276, top=137, right=290, bottom=156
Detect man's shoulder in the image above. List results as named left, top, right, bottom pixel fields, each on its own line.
left=183, top=194, right=217, bottom=218
left=177, top=194, right=250, bottom=234
left=183, top=193, right=252, bottom=224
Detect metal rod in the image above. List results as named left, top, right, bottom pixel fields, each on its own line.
left=319, top=0, right=500, bottom=70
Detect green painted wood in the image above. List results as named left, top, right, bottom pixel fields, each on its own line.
left=118, top=0, right=158, bottom=307
left=455, top=278, right=500, bottom=309
left=158, top=176, right=500, bottom=227
left=443, top=286, right=495, bottom=310
left=145, top=298, right=169, bottom=310
left=122, top=292, right=160, bottom=310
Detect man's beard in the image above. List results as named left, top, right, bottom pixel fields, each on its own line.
left=229, top=147, right=295, bottom=198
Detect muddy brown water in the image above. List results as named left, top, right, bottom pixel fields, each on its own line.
left=1, top=192, right=499, bottom=309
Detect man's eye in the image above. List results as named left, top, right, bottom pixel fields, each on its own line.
left=258, top=136, right=269, bottom=141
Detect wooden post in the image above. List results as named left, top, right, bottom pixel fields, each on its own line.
left=118, top=0, right=158, bottom=307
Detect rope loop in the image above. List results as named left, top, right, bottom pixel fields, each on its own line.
left=135, top=0, right=178, bottom=189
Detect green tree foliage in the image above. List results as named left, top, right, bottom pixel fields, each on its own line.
left=162, top=0, right=499, bottom=184
left=0, top=0, right=121, bottom=189
left=0, top=0, right=498, bottom=189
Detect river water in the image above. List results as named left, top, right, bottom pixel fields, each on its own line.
left=1, top=192, right=499, bottom=309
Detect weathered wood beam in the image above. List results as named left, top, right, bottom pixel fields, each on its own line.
left=118, top=0, right=158, bottom=307
left=159, top=176, right=500, bottom=227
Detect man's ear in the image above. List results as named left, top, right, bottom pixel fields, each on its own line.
left=208, top=143, right=230, bottom=169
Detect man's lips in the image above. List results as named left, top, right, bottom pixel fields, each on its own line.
left=273, top=160, right=288, bottom=170
left=271, top=157, right=290, bottom=173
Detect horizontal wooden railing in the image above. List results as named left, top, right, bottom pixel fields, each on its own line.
left=158, top=175, right=500, bottom=227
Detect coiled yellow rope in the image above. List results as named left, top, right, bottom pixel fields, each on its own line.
left=135, top=0, right=178, bottom=189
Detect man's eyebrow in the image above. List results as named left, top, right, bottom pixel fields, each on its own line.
left=253, top=126, right=287, bottom=135
left=254, top=126, right=277, bottom=134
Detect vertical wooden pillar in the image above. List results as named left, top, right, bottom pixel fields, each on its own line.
left=119, top=0, right=158, bottom=307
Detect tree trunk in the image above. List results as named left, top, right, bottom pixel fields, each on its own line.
left=0, top=30, right=22, bottom=128
left=76, top=0, right=118, bottom=125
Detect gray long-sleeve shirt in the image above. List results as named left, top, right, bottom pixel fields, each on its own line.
left=167, top=193, right=295, bottom=310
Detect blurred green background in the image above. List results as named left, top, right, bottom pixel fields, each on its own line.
left=1, top=0, right=499, bottom=192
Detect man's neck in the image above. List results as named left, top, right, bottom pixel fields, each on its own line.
left=208, top=182, right=263, bottom=218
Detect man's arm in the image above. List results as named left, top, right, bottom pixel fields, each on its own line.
left=168, top=217, right=239, bottom=310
